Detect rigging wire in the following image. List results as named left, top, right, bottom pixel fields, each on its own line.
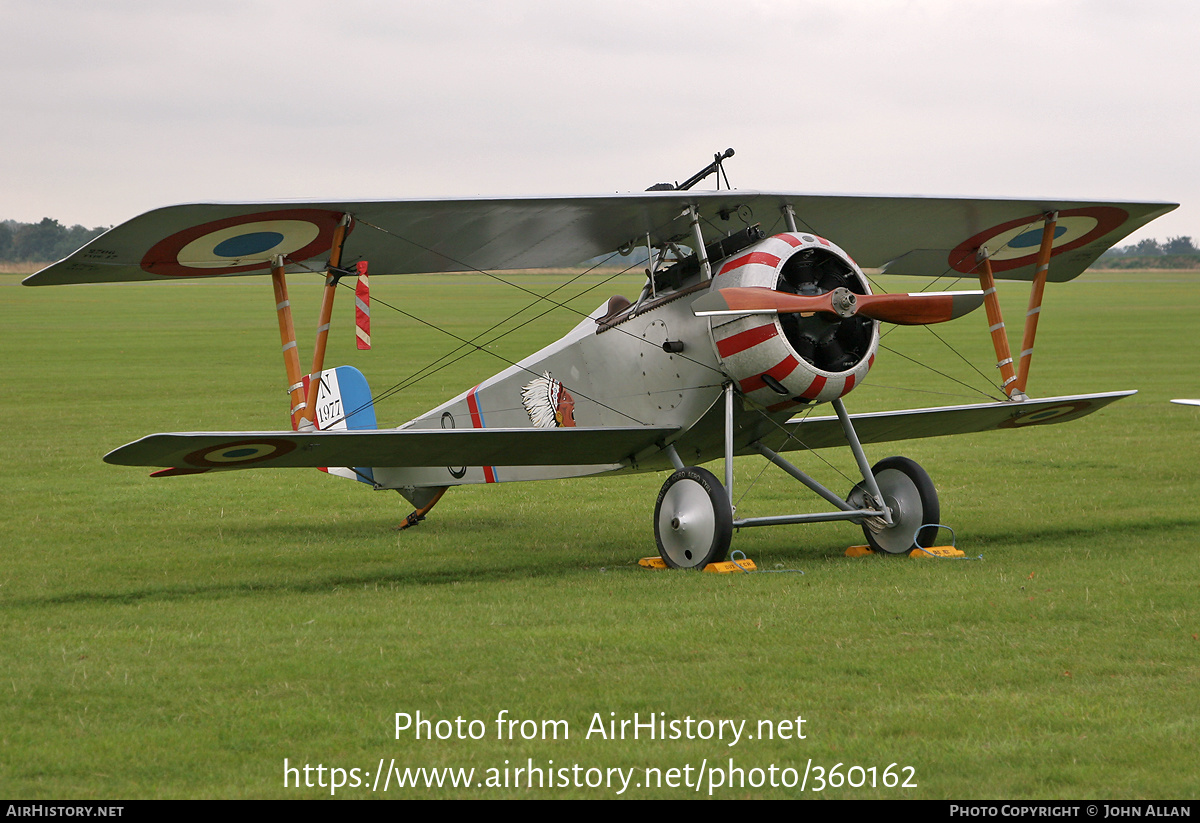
left=298, top=206, right=734, bottom=429
left=795, top=207, right=1048, bottom=403
left=343, top=260, right=635, bottom=408
left=876, top=341, right=1002, bottom=402
left=760, top=406, right=860, bottom=490
left=298, top=200, right=1039, bottom=435
left=377, top=263, right=631, bottom=393
left=914, top=323, right=1006, bottom=401
left=335, top=211, right=735, bottom=415
left=330, top=280, right=655, bottom=427
left=732, top=401, right=825, bottom=507
left=288, top=252, right=661, bottom=427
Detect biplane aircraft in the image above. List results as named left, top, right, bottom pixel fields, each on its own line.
left=24, top=152, right=1176, bottom=568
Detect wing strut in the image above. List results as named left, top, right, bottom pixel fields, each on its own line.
left=271, top=255, right=310, bottom=430
left=975, top=250, right=1021, bottom=397
left=973, top=211, right=1058, bottom=400
left=1014, top=211, right=1058, bottom=395
left=687, top=205, right=713, bottom=280
left=302, top=214, right=353, bottom=429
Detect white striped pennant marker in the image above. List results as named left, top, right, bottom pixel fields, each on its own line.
left=355, top=261, right=371, bottom=350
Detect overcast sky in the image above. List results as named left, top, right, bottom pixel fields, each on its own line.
left=3, top=0, right=1195, bottom=245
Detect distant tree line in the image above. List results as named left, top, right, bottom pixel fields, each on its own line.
left=1094, top=235, right=1200, bottom=269
left=1102, top=236, right=1198, bottom=256
left=0, top=218, right=109, bottom=264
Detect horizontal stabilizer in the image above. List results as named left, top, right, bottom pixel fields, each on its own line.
left=775, top=391, right=1135, bottom=451
left=105, top=425, right=679, bottom=471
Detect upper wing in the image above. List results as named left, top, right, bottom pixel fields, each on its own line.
left=24, top=192, right=1175, bottom=286
left=104, top=425, right=678, bottom=471
left=770, top=391, right=1135, bottom=451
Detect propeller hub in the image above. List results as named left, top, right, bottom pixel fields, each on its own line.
left=830, top=287, right=857, bottom=317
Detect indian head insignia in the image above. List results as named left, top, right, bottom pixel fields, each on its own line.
left=521, top=372, right=577, bottom=428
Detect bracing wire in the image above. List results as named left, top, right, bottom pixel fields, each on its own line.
left=302, top=207, right=732, bottom=429
left=297, top=201, right=1042, bottom=436
left=287, top=251, right=660, bottom=427
left=352, top=214, right=730, bottom=389
left=794, top=207, right=1048, bottom=403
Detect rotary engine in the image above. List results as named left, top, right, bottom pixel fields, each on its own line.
left=706, top=232, right=879, bottom=412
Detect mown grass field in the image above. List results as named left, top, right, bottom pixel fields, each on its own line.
left=1, top=267, right=1198, bottom=798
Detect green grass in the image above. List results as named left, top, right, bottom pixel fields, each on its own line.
left=1, top=268, right=1198, bottom=798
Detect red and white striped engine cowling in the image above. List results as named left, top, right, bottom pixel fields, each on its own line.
left=706, top=232, right=879, bottom=413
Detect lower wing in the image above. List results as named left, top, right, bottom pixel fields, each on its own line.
left=774, top=391, right=1135, bottom=451
left=105, top=426, right=678, bottom=472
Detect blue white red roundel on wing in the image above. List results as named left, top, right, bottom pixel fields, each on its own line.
left=998, top=400, right=1092, bottom=428
left=140, top=209, right=347, bottom=277
left=948, top=207, right=1127, bottom=274
left=183, top=438, right=299, bottom=467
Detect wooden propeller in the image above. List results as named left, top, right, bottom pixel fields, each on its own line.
left=691, top=286, right=984, bottom=326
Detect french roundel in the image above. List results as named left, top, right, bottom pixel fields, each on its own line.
left=998, top=401, right=1092, bottom=429
left=141, top=209, right=347, bottom=277
left=949, top=207, right=1127, bottom=274
left=184, top=438, right=298, bottom=467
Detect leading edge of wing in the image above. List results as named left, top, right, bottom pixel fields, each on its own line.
left=24, top=191, right=1176, bottom=286
left=104, top=425, right=679, bottom=470
left=771, top=390, right=1136, bottom=451
left=24, top=193, right=758, bottom=286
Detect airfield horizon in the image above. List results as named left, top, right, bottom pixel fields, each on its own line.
left=1, top=268, right=1197, bottom=798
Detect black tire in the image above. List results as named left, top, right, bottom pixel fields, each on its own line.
left=848, top=456, right=940, bottom=554
left=654, top=467, right=733, bottom=569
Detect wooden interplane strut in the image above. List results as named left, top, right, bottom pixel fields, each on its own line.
left=973, top=211, right=1058, bottom=400
left=301, top=214, right=352, bottom=430
left=1014, top=212, right=1058, bottom=394
left=270, top=255, right=309, bottom=430
left=975, top=252, right=1019, bottom=397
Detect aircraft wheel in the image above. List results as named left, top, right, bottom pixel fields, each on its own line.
left=848, top=456, right=939, bottom=555
left=654, top=467, right=733, bottom=569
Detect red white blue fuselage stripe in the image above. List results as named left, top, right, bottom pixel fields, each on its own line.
left=466, top=385, right=498, bottom=483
